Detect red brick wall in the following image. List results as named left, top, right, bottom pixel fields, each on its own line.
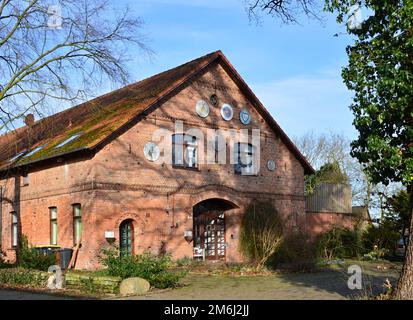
left=305, top=211, right=357, bottom=238
left=0, top=61, right=306, bottom=269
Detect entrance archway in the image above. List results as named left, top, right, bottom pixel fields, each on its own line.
left=193, top=198, right=237, bottom=261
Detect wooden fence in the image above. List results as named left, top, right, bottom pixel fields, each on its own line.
left=305, top=183, right=352, bottom=214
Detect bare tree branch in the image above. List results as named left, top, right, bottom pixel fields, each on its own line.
left=0, top=0, right=151, bottom=132
left=243, top=0, right=323, bottom=24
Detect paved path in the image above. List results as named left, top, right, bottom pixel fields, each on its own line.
left=0, top=262, right=400, bottom=300
left=122, top=267, right=400, bottom=300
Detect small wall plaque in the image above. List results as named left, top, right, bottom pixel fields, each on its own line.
left=267, top=160, right=276, bottom=171
left=144, top=142, right=160, bottom=162
left=221, top=103, right=234, bottom=121
left=239, top=108, right=251, bottom=125
left=196, top=100, right=210, bottom=118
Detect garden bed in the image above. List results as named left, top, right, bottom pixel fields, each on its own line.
left=0, top=268, right=120, bottom=298
left=65, top=272, right=121, bottom=294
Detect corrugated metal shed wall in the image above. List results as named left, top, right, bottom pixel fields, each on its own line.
left=305, top=183, right=352, bottom=214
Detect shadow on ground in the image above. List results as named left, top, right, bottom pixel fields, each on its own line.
left=0, top=288, right=91, bottom=300
left=121, top=263, right=401, bottom=300
left=275, top=266, right=399, bottom=300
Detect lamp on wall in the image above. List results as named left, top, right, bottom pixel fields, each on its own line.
left=184, top=230, right=193, bottom=243
left=105, top=231, right=115, bottom=244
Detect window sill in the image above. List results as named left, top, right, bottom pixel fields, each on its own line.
left=172, top=165, right=200, bottom=172
left=234, top=172, right=258, bottom=177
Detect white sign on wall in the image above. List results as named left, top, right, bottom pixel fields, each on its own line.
left=105, top=231, right=115, bottom=239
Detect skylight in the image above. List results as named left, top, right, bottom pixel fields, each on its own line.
left=9, top=151, right=26, bottom=162
left=54, top=133, right=82, bottom=149
left=23, top=145, right=44, bottom=158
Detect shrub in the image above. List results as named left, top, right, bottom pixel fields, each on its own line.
left=99, top=247, right=186, bottom=289
left=240, top=201, right=284, bottom=269
left=0, top=268, right=46, bottom=287
left=316, top=227, right=363, bottom=260
left=361, top=223, right=400, bottom=256
left=269, top=231, right=317, bottom=271
left=175, top=256, right=193, bottom=267
left=362, top=249, right=389, bottom=261
left=149, top=271, right=184, bottom=289
left=0, top=251, right=13, bottom=269
left=0, top=261, right=13, bottom=269
left=79, top=277, right=103, bottom=295
left=18, top=236, right=56, bottom=271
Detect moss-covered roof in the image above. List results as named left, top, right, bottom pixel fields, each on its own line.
left=0, top=51, right=220, bottom=171
left=0, top=50, right=315, bottom=174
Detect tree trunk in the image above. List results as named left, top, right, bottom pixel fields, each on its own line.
left=394, top=184, right=413, bottom=299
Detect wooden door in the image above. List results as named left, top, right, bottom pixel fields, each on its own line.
left=194, top=210, right=225, bottom=260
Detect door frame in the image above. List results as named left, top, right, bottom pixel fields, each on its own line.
left=192, top=198, right=237, bottom=261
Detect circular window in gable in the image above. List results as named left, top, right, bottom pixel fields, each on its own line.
left=210, top=94, right=218, bottom=107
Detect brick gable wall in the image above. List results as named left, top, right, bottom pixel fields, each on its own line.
left=0, top=61, right=305, bottom=269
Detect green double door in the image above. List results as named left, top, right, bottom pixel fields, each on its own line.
left=120, top=220, right=134, bottom=256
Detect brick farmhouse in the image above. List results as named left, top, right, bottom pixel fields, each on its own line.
left=0, top=51, right=317, bottom=269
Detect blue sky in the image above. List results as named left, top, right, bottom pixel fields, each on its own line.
left=116, top=0, right=358, bottom=140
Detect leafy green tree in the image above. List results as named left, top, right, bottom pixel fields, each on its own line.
left=305, top=161, right=349, bottom=194
left=384, top=190, right=411, bottom=247
left=325, top=0, right=413, bottom=299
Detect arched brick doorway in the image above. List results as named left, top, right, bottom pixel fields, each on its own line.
left=193, top=198, right=237, bottom=261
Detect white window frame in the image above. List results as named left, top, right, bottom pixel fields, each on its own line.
left=172, top=134, right=198, bottom=169
left=234, top=142, right=255, bottom=175
left=11, top=211, right=18, bottom=248
left=50, top=207, right=58, bottom=245
left=73, top=204, right=82, bottom=245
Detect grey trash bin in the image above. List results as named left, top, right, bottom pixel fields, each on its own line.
left=34, top=246, right=60, bottom=262
left=59, top=248, right=73, bottom=270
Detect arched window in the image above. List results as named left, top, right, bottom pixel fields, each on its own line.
left=120, top=220, right=134, bottom=256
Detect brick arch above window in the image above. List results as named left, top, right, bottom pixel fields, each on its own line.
left=114, top=212, right=145, bottom=231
